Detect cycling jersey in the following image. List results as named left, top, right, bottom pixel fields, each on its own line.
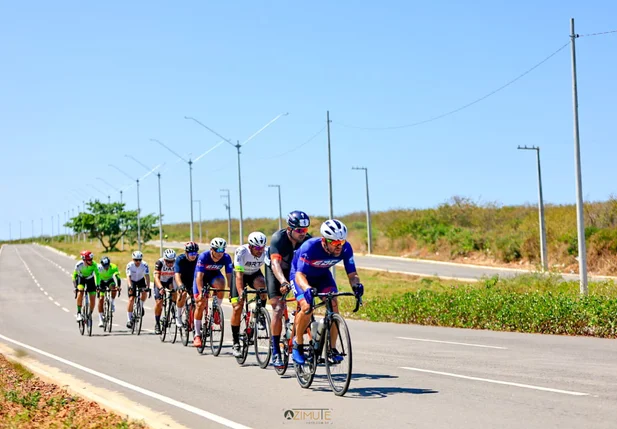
left=98, top=263, right=120, bottom=282
left=72, top=261, right=100, bottom=285
left=126, top=261, right=150, bottom=282
left=174, top=254, right=197, bottom=288
left=193, top=250, right=233, bottom=294
left=265, top=229, right=312, bottom=272
left=154, top=258, right=175, bottom=284
left=234, top=244, right=265, bottom=275
left=290, top=238, right=357, bottom=281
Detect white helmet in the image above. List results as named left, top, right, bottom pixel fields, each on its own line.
left=132, top=250, right=143, bottom=260
left=320, top=219, right=348, bottom=240
left=163, top=249, right=176, bottom=261
left=210, top=237, right=227, bottom=250
left=248, top=231, right=267, bottom=247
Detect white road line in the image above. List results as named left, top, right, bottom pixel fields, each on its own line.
left=54, top=301, right=61, bottom=307
left=396, top=337, right=507, bottom=350
left=44, top=291, right=49, bottom=296
left=400, top=367, right=589, bottom=396
left=48, top=296, right=54, bottom=301
left=62, top=308, right=70, bottom=313
left=0, top=334, right=252, bottom=429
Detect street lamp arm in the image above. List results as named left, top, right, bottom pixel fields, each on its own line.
left=96, top=177, right=121, bottom=192
left=150, top=138, right=188, bottom=163
left=140, top=163, right=164, bottom=181
left=194, top=139, right=226, bottom=163
left=241, top=112, right=289, bottom=147
left=109, top=164, right=135, bottom=182
left=125, top=154, right=155, bottom=172
left=184, top=116, right=234, bottom=147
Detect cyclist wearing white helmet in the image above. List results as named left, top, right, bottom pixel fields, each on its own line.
left=229, top=231, right=268, bottom=357
left=125, top=250, right=151, bottom=329
left=153, top=248, right=177, bottom=335
left=192, top=237, right=233, bottom=348
left=288, top=219, right=364, bottom=365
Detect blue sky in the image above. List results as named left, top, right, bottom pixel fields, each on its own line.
left=1, top=1, right=616, bottom=240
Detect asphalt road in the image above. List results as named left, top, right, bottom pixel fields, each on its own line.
left=1, top=244, right=616, bottom=429
left=154, top=240, right=598, bottom=282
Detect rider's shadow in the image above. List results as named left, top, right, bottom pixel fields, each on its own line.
left=311, top=374, right=438, bottom=398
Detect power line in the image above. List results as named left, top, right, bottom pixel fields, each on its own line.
left=335, top=41, right=570, bottom=131
left=577, top=29, right=617, bottom=38
left=257, top=126, right=326, bottom=160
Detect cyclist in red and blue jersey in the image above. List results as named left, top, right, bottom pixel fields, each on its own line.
left=192, top=237, right=233, bottom=348
left=289, top=219, right=364, bottom=365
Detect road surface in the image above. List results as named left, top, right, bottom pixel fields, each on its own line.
left=1, top=244, right=616, bottom=429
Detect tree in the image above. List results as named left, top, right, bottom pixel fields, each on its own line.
left=65, top=201, right=158, bottom=252
left=125, top=213, right=161, bottom=247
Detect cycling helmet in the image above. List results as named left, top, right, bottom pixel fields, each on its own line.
left=320, top=219, right=348, bottom=240
left=247, top=231, right=267, bottom=247
left=163, top=249, right=176, bottom=261
left=185, top=241, right=199, bottom=253
left=132, top=250, right=143, bottom=260
left=80, top=250, right=94, bottom=261
left=100, top=256, right=111, bottom=267
left=210, top=237, right=227, bottom=250
left=287, top=210, right=310, bottom=228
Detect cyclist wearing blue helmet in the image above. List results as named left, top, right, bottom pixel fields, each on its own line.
left=265, top=210, right=312, bottom=369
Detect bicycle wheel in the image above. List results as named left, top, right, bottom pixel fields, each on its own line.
left=131, top=300, right=137, bottom=335
left=325, top=314, right=353, bottom=396
left=196, top=315, right=207, bottom=355
left=160, top=297, right=169, bottom=342
left=136, top=300, right=144, bottom=336
left=103, top=296, right=110, bottom=332
left=170, top=303, right=178, bottom=344
left=294, top=342, right=316, bottom=389
left=236, top=309, right=249, bottom=365
left=254, top=307, right=272, bottom=369
left=78, top=302, right=85, bottom=336
left=275, top=327, right=291, bottom=376
left=86, top=295, right=93, bottom=337
left=209, top=304, right=224, bottom=356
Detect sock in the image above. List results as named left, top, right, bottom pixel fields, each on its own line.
left=127, top=312, right=132, bottom=321
left=232, top=325, right=240, bottom=344
left=77, top=305, right=81, bottom=313
left=111, top=298, right=115, bottom=305
left=99, top=313, right=103, bottom=322
left=177, top=307, right=184, bottom=323
left=272, top=335, right=281, bottom=355
left=194, top=319, right=202, bottom=337
left=155, top=315, right=160, bottom=325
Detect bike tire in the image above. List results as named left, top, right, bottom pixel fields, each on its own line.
left=160, top=297, right=169, bottom=342
left=236, top=309, right=249, bottom=365
left=210, top=304, right=224, bottom=357
left=181, top=304, right=190, bottom=346
left=86, top=295, right=93, bottom=337
left=275, top=335, right=290, bottom=376
left=254, top=307, right=272, bottom=369
left=136, top=300, right=144, bottom=336
left=170, top=303, right=178, bottom=344
left=196, top=316, right=207, bottom=355
left=294, top=342, right=316, bottom=389
left=325, top=314, right=353, bottom=397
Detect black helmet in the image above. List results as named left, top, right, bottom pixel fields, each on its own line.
left=100, top=257, right=111, bottom=268
left=185, top=241, right=199, bottom=253
left=287, top=210, right=310, bottom=229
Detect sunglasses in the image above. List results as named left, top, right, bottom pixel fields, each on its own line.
left=187, top=252, right=198, bottom=257
left=251, top=245, right=265, bottom=251
left=212, top=248, right=225, bottom=254
left=326, top=239, right=346, bottom=246
left=292, top=228, right=308, bottom=234
left=133, top=259, right=142, bottom=262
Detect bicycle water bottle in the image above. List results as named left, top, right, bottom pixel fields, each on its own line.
left=316, top=318, right=326, bottom=342
left=310, top=320, right=319, bottom=339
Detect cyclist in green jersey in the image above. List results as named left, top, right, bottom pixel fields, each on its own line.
left=97, top=257, right=122, bottom=327
left=72, top=250, right=100, bottom=322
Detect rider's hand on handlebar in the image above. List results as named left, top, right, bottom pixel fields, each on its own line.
left=279, top=282, right=290, bottom=295
left=352, top=283, right=364, bottom=298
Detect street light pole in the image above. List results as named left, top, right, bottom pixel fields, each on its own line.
left=185, top=113, right=288, bottom=245
left=110, top=164, right=143, bottom=252
left=517, top=146, right=548, bottom=271
left=220, top=189, right=231, bottom=245
left=268, top=185, right=283, bottom=230
left=193, top=200, right=202, bottom=243
left=352, top=167, right=373, bottom=254
left=570, top=18, right=588, bottom=295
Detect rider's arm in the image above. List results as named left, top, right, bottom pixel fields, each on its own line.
left=269, top=235, right=289, bottom=285
left=143, top=262, right=151, bottom=288
left=112, top=266, right=121, bottom=288
left=125, top=263, right=133, bottom=288
left=72, top=266, right=79, bottom=287
left=92, top=263, right=100, bottom=287
left=233, top=248, right=245, bottom=294
left=153, top=260, right=163, bottom=290
left=225, top=254, right=234, bottom=297
left=294, top=271, right=311, bottom=291
left=347, top=272, right=360, bottom=287
left=173, top=258, right=183, bottom=289
left=195, top=255, right=205, bottom=295
left=342, top=244, right=358, bottom=284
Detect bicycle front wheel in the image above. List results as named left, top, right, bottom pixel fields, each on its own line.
left=236, top=310, right=249, bottom=365
left=209, top=304, right=224, bottom=356
left=160, top=297, right=169, bottom=342
left=325, top=314, right=353, bottom=396
left=86, top=295, right=93, bottom=337
left=170, top=303, right=178, bottom=344
left=294, top=343, right=316, bottom=389
left=136, top=300, right=144, bottom=336
left=181, top=304, right=190, bottom=346
left=254, top=307, right=272, bottom=369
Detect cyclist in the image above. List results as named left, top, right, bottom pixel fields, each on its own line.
left=289, top=219, right=364, bottom=365
left=192, top=237, right=233, bottom=348
left=72, top=250, right=100, bottom=322
left=174, top=241, right=199, bottom=328
left=125, top=250, right=151, bottom=329
left=97, top=256, right=121, bottom=327
left=230, top=232, right=268, bottom=358
left=153, top=249, right=177, bottom=335
left=265, top=210, right=311, bottom=368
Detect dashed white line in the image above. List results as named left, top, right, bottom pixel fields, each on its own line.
left=62, top=308, right=70, bottom=313
left=0, top=334, right=252, bottom=429
left=48, top=296, right=54, bottom=301
left=54, top=301, right=61, bottom=307
left=400, top=367, right=589, bottom=396
left=396, top=337, right=507, bottom=350
left=44, top=291, right=49, bottom=296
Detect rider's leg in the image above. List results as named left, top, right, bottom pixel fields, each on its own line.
left=153, top=284, right=163, bottom=330
left=229, top=275, right=243, bottom=347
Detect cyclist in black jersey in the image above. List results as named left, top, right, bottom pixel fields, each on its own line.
left=265, top=210, right=311, bottom=368
left=174, top=242, right=199, bottom=327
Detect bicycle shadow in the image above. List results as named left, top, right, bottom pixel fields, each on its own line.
left=308, top=373, right=438, bottom=399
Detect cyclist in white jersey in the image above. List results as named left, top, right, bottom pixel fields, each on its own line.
left=125, top=250, right=151, bottom=329
left=153, top=249, right=177, bottom=335
left=229, top=232, right=267, bottom=357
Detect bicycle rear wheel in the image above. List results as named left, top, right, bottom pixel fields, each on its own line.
left=294, top=342, right=316, bottom=388
left=86, top=295, right=93, bottom=337
left=236, top=309, right=249, bottom=365
left=170, top=303, right=178, bottom=344
left=181, top=304, right=190, bottom=346
left=104, top=296, right=112, bottom=332
left=136, top=300, right=144, bottom=336
left=254, top=307, right=272, bottom=369
left=196, top=316, right=207, bottom=355
left=325, top=314, right=353, bottom=396
left=209, top=304, right=224, bottom=356
left=160, top=297, right=169, bottom=342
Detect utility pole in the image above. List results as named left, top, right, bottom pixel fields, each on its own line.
left=221, top=189, right=232, bottom=245
left=269, top=185, right=283, bottom=230
left=352, top=167, right=373, bottom=254
left=193, top=200, right=202, bottom=243
left=327, top=111, right=335, bottom=276
left=518, top=146, right=548, bottom=271
left=570, top=18, right=588, bottom=295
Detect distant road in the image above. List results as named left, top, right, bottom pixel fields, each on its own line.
left=150, top=240, right=610, bottom=282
